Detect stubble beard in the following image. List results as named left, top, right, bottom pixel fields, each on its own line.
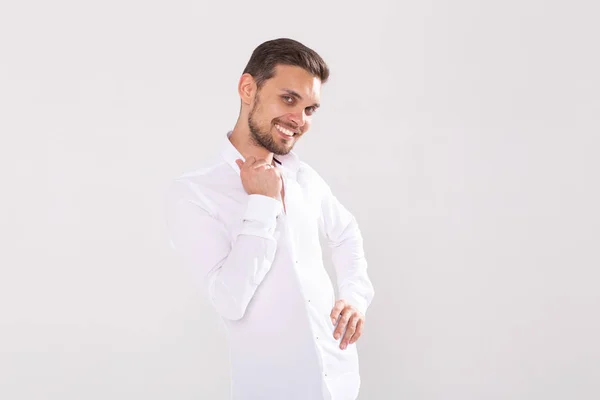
left=247, top=98, right=293, bottom=156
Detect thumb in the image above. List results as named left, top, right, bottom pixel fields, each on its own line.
left=235, top=159, right=243, bottom=168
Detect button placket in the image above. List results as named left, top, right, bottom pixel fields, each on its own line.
left=279, top=174, right=331, bottom=381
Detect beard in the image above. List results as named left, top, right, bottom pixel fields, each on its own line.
left=248, top=97, right=294, bottom=156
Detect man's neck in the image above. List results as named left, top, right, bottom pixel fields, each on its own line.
left=229, top=125, right=274, bottom=165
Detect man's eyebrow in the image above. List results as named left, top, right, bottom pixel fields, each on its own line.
left=281, top=88, right=320, bottom=108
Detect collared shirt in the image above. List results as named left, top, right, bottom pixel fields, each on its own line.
left=164, top=131, right=375, bottom=400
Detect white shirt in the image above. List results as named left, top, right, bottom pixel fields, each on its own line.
left=164, top=131, right=375, bottom=400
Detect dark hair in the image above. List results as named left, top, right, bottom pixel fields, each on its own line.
left=242, top=38, right=329, bottom=90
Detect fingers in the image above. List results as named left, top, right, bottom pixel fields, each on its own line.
left=236, top=157, right=274, bottom=171
left=340, top=314, right=360, bottom=350
left=245, top=156, right=256, bottom=166
left=349, top=318, right=364, bottom=345
left=330, top=300, right=365, bottom=350
left=330, top=300, right=346, bottom=325
left=334, top=307, right=353, bottom=341
left=236, top=156, right=257, bottom=170
left=252, top=160, right=273, bottom=170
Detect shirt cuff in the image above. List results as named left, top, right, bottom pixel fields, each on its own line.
left=243, top=194, right=283, bottom=226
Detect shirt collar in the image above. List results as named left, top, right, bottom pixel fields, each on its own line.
left=221, top=130, right=301, bottom=179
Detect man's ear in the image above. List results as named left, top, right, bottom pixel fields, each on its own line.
left=238, top=73, right=256, bottom=106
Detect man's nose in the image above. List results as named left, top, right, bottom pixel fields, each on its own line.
left=289, top=110, right=306, bottom=128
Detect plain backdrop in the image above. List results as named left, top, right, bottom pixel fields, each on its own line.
left=1, top=0, right=599, bottom=399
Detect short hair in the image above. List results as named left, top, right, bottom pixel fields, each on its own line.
left=242, top=38, right=329, bottom=90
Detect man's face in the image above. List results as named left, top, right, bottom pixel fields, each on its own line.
left=247, top=64, right=322, bottom=155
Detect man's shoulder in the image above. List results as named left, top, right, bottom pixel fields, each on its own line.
left=165, top=158, right=235, bottom=212
left=296, top=160, right=329, bottom=188
left=173, top=157, right=231, bottom=186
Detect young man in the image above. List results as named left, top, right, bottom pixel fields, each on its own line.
left=165, top=38, right=375, bottom=400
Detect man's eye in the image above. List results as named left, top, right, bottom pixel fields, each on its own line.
left=283, top=96, right=294, bottom=104
left=306, top=106, right=317, bottom=116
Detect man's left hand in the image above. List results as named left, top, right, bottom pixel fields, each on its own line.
left=330, top=299, right=365, bottom=350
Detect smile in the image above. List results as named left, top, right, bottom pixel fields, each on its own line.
left=275, top=124, right=296, bottom=137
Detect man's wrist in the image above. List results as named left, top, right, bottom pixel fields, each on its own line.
left=243, top=194, right=283, bottom=224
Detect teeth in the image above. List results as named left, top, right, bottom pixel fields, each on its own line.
left=276, top=124, right=294, bottom=136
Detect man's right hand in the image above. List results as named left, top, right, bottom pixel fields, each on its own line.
left=235, top=156, right=282, bottom=200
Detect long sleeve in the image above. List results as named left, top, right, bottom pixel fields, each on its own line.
left=165, top=181, right=283, bottom=321
left=319, top=180, right=375, bottom=316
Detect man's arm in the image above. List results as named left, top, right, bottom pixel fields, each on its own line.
left=316, top=174, right=375, bottom=349
left=319, top=180, right=375, bottom=317
left=165, top=181, right=282, bottom=321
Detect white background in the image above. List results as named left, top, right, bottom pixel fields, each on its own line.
left=1, top=0, right=599, bottom=399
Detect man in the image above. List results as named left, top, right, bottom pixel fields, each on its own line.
left=165, top=38, right=375, bottom=400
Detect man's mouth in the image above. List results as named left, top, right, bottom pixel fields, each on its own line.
left=275, top=123, right=297, bottom=137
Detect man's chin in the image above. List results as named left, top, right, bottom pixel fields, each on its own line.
left=273, top=144, right=293, bottom=156
left=273, top=147, right=292, bottom=156
left=271, top=136, right=295, bottom=154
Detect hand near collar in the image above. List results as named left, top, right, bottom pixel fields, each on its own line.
left=235, top=156, right=282, bottom=200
